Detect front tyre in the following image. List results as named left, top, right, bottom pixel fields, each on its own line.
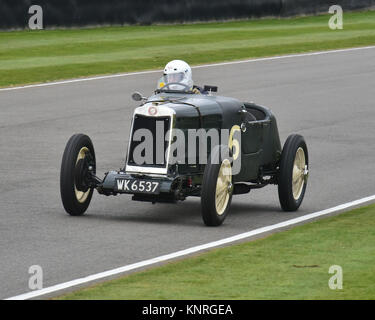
left=278, top=134, right=309, bottom=211
left=60, top=134, right=96, bottom=216
left=201, top=147, right=233, bottom=226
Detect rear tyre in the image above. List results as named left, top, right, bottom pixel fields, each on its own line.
left=278, top=134, right=309, bottom=211
left=201, top=146, right=233, bottom=226
left=60, top=134, right=96, bottom=216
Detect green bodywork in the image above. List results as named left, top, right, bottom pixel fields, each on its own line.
left=145, top=92, right=282, bottom=182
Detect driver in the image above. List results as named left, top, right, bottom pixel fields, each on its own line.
left=157, top=60, right=205, bottom=94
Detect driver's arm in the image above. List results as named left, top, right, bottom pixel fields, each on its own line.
left=192, top=85, right=206, bottom=94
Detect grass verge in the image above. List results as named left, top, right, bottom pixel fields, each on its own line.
left=58, top=203, right=375, bottom=299
left=1, top=11, right=375, bottom=87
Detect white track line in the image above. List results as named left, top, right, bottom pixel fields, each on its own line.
left=1, top=45, right=375, bottom=92
left=5, top=194, right=375, bottom=300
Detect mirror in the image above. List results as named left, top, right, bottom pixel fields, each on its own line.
left=132, top=92, right=144, bottom=101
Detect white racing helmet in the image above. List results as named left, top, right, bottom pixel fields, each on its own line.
left=158, top=60, right=193, bottom=91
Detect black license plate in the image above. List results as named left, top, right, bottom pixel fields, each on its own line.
left=115, top=179, right=160, bottom=194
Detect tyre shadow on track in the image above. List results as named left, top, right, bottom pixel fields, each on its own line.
left=76, top=199, right=281, bottom=227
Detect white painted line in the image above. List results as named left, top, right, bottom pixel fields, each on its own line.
left=5, top=194, right=375, bottom=300
left=1, top=45, right=375, bottom=92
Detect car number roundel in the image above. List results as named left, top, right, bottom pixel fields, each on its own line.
left=148, top=106, right=157, bottom=116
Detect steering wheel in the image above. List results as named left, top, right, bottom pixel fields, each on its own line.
left=159, top=82, right=192, bottom=92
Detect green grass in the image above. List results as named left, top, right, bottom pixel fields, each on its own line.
left=58, top=203, right=375, bottom=300
left=1, top=10, right=375, bottom=87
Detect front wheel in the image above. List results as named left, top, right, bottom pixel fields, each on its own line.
left=201, top=146, right=233, bottom=226
left=60, top=134, right=96, bottom=216
left=278, top=134, right=309, bottom=211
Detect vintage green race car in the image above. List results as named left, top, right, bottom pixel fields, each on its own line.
left=60, top=84, right=309, bottom=226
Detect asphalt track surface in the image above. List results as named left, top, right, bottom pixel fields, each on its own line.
left=1, top=47, right=375, bottom=299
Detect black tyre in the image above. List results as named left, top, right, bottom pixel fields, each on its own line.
left=201, top=146, right=233, bottom=226
left=60, top=134, right=96, bottom=216
left=278, top=134, right=309, bottom=211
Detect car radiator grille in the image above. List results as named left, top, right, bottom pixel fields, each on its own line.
left=127, top=115, right=171, bottom=168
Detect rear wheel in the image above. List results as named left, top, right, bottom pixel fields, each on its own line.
left=278, top=134, right=309, bottom=211
left=60, top=134, right=96, bottom=216
left=201, top=147, right=233, bottom=226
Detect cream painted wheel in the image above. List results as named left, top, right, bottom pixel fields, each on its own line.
left=292, top=147, right=306, bottom=200
left=60, top=134, right=95, bottom=216
left=201, top=146, right=233, bottom=226
left=215, top=159, right=232, bottom=215
left=278, top=134, right=308, bottom=212
left=74, top=147, right=90, bottom=204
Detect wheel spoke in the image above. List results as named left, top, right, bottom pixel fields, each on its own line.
left=215, top=159, right=232, bottom=216
left=216, top=187, right=227, bottom=197
left=292, top=147, right=306, bottom=200
left=217, top=192, right=227, bottom=208
left=74, top=147, right=91, bottom=203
